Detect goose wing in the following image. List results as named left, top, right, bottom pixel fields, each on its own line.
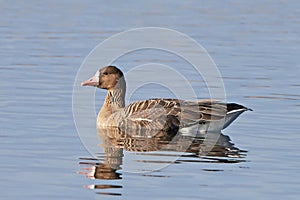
left=118, top=98, right=228, bottom=131
left=119, top=99, right=180, bottom=131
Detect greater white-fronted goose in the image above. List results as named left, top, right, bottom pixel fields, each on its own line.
left=81, top=66, right=251, bottom=136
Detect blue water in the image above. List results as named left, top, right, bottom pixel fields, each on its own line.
left=1, top=0, right=300, bottom=199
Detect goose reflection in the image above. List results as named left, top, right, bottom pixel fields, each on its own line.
left=78, top=127, right=246, bottom=195
left=96, top=127, right=246, bottom=158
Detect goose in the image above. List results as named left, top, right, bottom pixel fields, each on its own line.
left=81, top=66, right=252, bottom=136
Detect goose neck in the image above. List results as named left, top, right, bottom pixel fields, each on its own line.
left=106, top=88, right=125, bottom=109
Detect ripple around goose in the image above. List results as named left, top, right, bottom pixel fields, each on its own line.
left=81, top=66, right=252, bottom=137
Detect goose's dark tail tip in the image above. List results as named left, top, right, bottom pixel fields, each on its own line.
left=247, top=107, right=253, bottom=111
left=227, top=103, right=253, bottom=112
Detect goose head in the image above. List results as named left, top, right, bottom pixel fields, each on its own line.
left=81, top=66, right=125, bottom=91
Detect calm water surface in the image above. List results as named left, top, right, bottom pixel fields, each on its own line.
left=1, top=0, right=300, bottom=199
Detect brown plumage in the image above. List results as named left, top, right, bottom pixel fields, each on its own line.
left=81, top=66, right=251, bottom=137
